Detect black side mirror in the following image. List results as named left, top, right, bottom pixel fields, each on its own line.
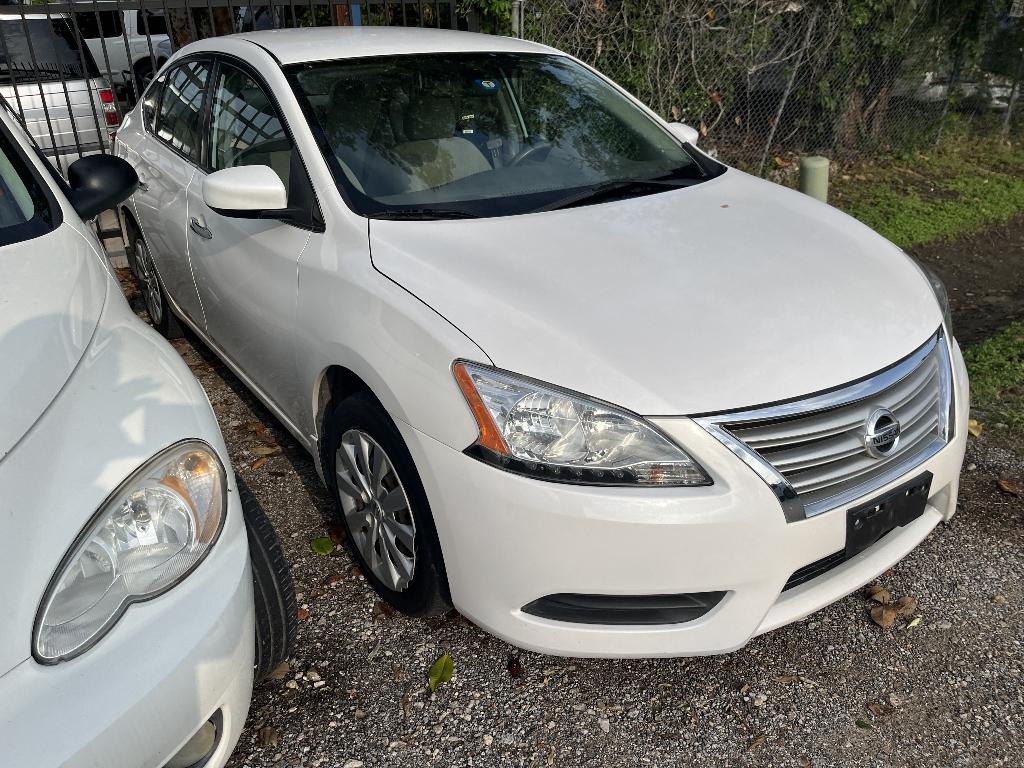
left=66, top=154, right=138, bottom=220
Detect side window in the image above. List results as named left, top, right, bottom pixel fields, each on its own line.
left=137, top=11, right=168, bottom=38
left=208, top=63, right=292, bottom=190
left=155, top=61, right=211, bottom=163
left=74, top=11, right=124, bottom=40
left=141, top=73, right=165, bottom=132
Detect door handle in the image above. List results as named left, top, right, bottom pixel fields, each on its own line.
left=189, top=216, right=213, bottom=240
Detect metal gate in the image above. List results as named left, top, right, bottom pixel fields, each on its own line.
left=0, top=0, right=476, bottom=249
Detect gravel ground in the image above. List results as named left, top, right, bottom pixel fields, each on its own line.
left=115, top=273, right=1023, bottom=768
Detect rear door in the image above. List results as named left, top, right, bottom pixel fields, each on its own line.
left=186, top=57, right=315, bottom=416
left=133, top=58, right=211, bottom=327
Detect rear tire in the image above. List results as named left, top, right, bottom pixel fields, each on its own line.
left=237, top=475, right=298, bottom=680
left=134, top=236, right=182, bottom=339
left=325, top=392, right=451, bottom=617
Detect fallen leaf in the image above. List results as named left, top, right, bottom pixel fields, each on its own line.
left=747, top=734, right=767, bottom=751
left=997, top=477, right=1022, bottom=496
left=258, top=726, right=278, bottom=747
left=869, top=588, right=892, bottom=604
left=967, top=419, right=983, bottom=437
left=349, top=565, right=362, bottom=579
left=507, top=654, right=524, bottom=679
left=297, top=607, right=310, bottom=621
left=866, top=701, right=889, bottom=717
left=235, top=420, right=266, bottom=434
left=798, top=756, right=812, bottom=768
left=870, top=605, right=897, bottom=629
left=895, top=596, right=918, bottom=616
left=268, top=661, right=290, bottom=680
left=250, top=457, right=268, bottom=471
left=310, top=537, right=334, bottom=556
left=328, top=524, right=347, bottom=545
left=373, top=600, right=396, bottom=619
left=907, top=616, right=922, bottom=628
left=252, top=446, right=282, bottom=457
left=322, top=573, right=343, bottom=587
left=428, top=654, right=455, bottom=692
left=865, top=583, right=887, bottom=602
left=855, top=718, right=875, bottom=730
left=774, top=674, right=800, bottom=684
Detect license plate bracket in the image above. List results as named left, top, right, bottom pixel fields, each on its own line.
left=846, top=472, right=932, bottom=560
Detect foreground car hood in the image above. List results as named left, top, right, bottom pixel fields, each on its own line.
left=370, top=169, right=941, bottom=415
left=0, top=227, right=107, bottom=462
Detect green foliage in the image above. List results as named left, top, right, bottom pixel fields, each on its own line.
left=460, top=0, right=512, bottom=35
left=834, top=137, right=1024, bottom=248
left=964, top=321, right=1024, bottom=431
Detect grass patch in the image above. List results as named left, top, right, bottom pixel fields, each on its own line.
left=963, top=321, right=1024, bottom=432
left=830, top=138, right=1024, bottom=249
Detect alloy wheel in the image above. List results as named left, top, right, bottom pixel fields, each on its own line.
left=335, top=429, right=416, bottom=591
left=135, top=238, right=163, bottom=325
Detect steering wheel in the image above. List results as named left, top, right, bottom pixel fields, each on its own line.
left=510, top=142, right=552, bottom=167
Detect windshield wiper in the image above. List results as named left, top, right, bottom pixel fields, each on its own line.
left=370, top=207, right=481, bottom=221
left=534, top=177, right=700, bottom=213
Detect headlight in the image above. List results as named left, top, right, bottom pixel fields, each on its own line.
left=453, top=362, right=711, bottom=486
left=915, top=261, right=953, bottom=336
left=34, top=441, right=226, bottom=663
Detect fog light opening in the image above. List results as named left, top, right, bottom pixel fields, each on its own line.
left=164, top=710, right=223, bottom=768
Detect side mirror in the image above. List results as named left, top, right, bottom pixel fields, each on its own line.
left=203, top=165, right=288, bottom=218
left=666, top=122, right=700, bottom=146
left=66, top=154, right=138, bottom=220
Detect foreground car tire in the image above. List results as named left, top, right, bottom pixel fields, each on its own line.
left=326, top=392, right=451, bottom=617
left=134, top=236, right=182, bottom=339
left=237, top=475, right=298, bottom=680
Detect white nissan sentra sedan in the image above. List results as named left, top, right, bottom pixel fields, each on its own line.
left=0, top=104, right=295, bottom=765
left=115, top=27, right=968, bottom=658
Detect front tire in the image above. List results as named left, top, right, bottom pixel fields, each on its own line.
left=134, top=236, right=182, bottom=339
left=238, top=475, right=298, bottom=680
left=325, top=392, right=451, bottom=617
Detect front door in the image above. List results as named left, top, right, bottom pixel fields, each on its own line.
left=186, top=59, right=312, bottom=418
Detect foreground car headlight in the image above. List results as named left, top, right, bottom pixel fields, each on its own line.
left=34, top=441, right=226, bottom=663
left=453, top=362, right=711, bottom=486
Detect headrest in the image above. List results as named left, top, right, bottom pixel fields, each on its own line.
left=404, top=96, right=456, bottom=142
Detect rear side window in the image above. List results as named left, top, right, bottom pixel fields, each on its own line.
left=73, top=11, right=124, bottom=40
left=137, top=11, right=167, bottom=38
left=0, top=18, right=101, bottom=81
left=0, top=128, right=54, bottom=246
left=155, top=60, right=210, bottom=162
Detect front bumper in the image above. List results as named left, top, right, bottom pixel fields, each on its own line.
left=402, top=341, right=969, bottom=658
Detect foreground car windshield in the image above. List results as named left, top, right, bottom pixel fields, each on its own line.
left=287, top=53, right=720, bottom=218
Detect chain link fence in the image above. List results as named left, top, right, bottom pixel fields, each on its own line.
left=517, top=0, right=1024, bottom=173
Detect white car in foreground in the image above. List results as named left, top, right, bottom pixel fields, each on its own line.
left=0, top=105, right=295, bottom=766
left=116, top=27, right=968, bottom=658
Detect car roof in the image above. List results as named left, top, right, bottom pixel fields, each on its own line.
left=230, top=26, right=555, bottom=66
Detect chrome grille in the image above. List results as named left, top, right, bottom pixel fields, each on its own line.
left=697, top=331, right=953, bottom=521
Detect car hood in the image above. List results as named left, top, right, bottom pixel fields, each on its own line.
left=369, top=169, right=942, bottom=416
left=0, top=226, right=108, bottom=462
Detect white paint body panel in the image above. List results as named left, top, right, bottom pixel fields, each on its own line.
left=0, top=111, right=251, bottom=765
left=117, top=28, right=967, bottom=657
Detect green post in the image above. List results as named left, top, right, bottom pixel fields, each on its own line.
left=799, top=156, right=830, bottom=203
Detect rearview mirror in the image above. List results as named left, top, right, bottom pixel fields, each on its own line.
left=666, top=122, right=700, bottom=146
left=66, top=154, right=138, bottom=220
left=203, top=165, right=288, bottom=218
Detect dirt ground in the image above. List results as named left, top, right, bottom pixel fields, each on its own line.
left=115, top=218, right=1024, bottom=768
left=911, top=215, right=1024, bottom=347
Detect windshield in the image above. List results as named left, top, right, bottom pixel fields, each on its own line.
left=287, top=53, right=722, bottom=218
left=0, top=18, right=100, bottom=83
left=0, top=126, right=54, bottom=246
